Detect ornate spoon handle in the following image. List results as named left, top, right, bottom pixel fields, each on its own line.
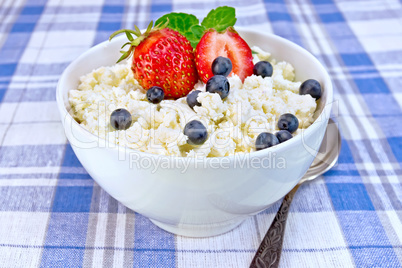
left=249, top=184, right=300, bottom=268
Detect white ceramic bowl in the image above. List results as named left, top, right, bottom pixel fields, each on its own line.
left=56, top=28, right=333, bottom=237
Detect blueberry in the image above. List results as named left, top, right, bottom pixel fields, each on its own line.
left=275, top=130, right=293, bottom=143
left=253, top=61, right=273, bottom=78
left=146, top=86, right=164, bottom=104
left=278, top=113, right=299, bottom=133
left=255, top=132, right=279, bottom=151
left=184, top=120, right=208, bottom=145
left=206, top=75, right=230, bottom=100
left=211, top=56, right=232, bottom=77
left=299, top=79, right=322, bottom=99
left=110, top=108, right=132, bottom=130
left=186, top=90, right=202, bottom=109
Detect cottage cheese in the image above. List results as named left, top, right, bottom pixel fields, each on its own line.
left=69, top=46, right=317, bottom=157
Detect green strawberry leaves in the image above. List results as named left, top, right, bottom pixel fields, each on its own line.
left=155, top=6, right=236, bottom=48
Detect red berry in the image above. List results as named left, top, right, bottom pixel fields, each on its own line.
left=132, top=28, right=198, bottom=99
left=195, top=27, right=254, bottom=83
left=110, top=26, right=198, bottom=99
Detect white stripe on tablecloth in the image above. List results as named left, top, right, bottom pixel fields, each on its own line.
left=0, top=167, right=61, bottom=174
left=0, top=178, right=58, bottom=186
left=0, top=75, right=60, bottom=82
left=112, top=213, right=127, bottom=267
left=0, top=178, right=93, bottom=187
left=385, top=211, right=402, bottom=244
left=2, top=122, right=66, bottom=146
left=176, top=215, right=259, bottom=268
left=337, top=0, right=400, bottom=12
left=393, top=93, right=402, bottom=109
left=92, top=213, right=108, bottom=267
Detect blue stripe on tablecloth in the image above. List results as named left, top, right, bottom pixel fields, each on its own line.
left=0, top=173, right=91, bottom=180
left=52, top=186, right=93, bottom=213
left=337, top=211, right=401, bottom=267
left=59, top=173, right=92, bottom=180
left=3, top=66, right=64, bottom=102
left=337, top=140, right=355, bottom=163
left=0, top=145, right=65, bottom=167
left=40, top=143, right=93, bottom=266
left=0, top=186, right=54, bottom=211
left=93, top=0, right=125, bottom=45
left=0, top=2, right=46, bottom=102
left=327, top=183, right=375, bottom=211
left=366, top=98, right=402, bottom=117
left=263, top=0, right=302, bottom=46
left=324, top=170, right=361, bottom=176
left=1, top=63, right=68, bottom=79
left=0, top=64, right=17, bottom=76
left=40, top=213, right=90, bottom=267
left=308, top=0, right=401, bottom=266
left=322, top=141, right=360, bottom=177
left=20, top=5, right=44, bottom=15
left=388, top=137, right=402, bottom=162
left=0, top=6, right=108, bottom=17
left=62, top=144, right=83, bottom=168
left=0, top=173, right=57, bottom=179
left=19, top=86, right=57, bottom=102
left=150, top=0, right=172, bottom=20
left=133, top=213, right=176, bottom=267
left=374, top=115, right=402, bottom=138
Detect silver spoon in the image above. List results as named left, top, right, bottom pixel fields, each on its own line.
left=250, top=118, right=341, bottom=268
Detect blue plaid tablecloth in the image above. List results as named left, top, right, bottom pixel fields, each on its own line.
left=0, top=0, right=401, bottom=267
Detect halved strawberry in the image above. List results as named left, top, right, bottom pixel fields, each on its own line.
left=110, top=23, right=198, bottom=99
left=194, top=27, right=254, bottom=83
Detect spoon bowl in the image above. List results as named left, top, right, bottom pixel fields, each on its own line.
left=302, top=118, right=341, bottom=182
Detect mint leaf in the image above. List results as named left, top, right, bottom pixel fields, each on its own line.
left=155, top=6, right=237, bottom=48
left=201, top=6, right=236, bottom=32
left=189, top=25, right=206, bottom=47
left=191, top=25, right=206, bottom=39
left=155, top=13, right=199, bottom=38
left=185, top=25, right=206, bottom=48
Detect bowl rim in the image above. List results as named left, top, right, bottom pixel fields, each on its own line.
left=56, top=27, right=333, bottom=161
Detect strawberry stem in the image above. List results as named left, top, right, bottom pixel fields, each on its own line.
left=146, top=21, right=153, bottom=33
left=125, top=32, right=133, bottom=41
left=109, top=19, right=169, bottom=63
left=134, top=25, right=142, bottom=36
left=109, top=29, right=139, bottom=41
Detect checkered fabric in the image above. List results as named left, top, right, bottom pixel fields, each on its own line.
left=0, top=0, right=401, bottom=267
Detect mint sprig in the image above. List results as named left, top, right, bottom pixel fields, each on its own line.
left=155, top=13, right=199, bottom=46
left=155, top=6, right=236, bottom=48
left=201, top=6, right=237, bottom=32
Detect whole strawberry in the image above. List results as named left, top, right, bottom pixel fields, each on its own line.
left=195, top=27, right=253, bottom=83
left=110, top=22, right=198, bottom=99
